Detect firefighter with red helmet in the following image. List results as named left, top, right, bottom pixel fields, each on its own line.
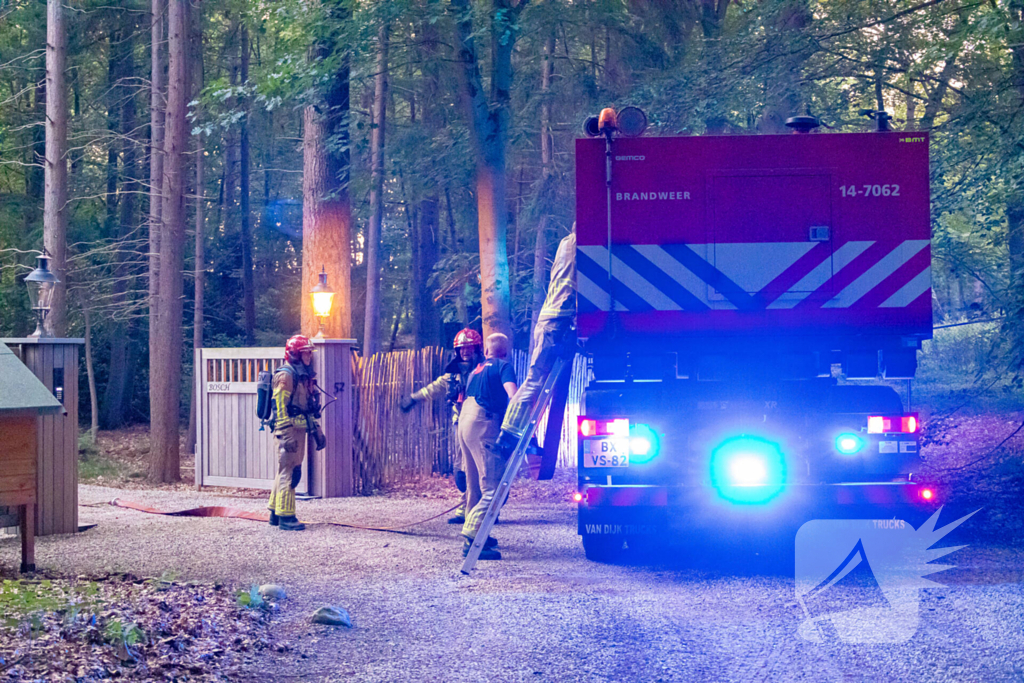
left=267, top=334, right=318, bottom=531
left=400, top=328, right=483, bottom=523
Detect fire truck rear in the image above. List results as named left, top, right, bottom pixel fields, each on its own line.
left=573, top=122, right=937, bottom=561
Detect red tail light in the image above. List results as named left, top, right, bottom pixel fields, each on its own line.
left=867, top=413, right=919, bottom=434
left=572, top=492, right=584, bottom=503
left=578, top=418, right=630, bottom=437
left=920, top=487, right=935, bottom=502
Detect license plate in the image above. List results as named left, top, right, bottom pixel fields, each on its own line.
left=582, top=438, right=630, bottom=467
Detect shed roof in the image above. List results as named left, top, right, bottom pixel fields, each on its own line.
left=0, top=343, right=63, bottom=414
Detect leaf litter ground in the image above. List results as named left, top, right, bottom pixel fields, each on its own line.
left=0, top=569, right=277, bottom=682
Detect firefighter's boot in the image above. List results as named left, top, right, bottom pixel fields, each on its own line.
left=447, top=508, right=466, bottom=525
left=267, top=491, right=279, bottom=526
left=278, top=516, right=305, bottom=531
left=462, top=537, right=500, bottom=560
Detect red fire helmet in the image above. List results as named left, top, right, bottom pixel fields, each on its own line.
left=285, top=335, right=315, bottom=363
left=453, top=328, right=483, bottom=349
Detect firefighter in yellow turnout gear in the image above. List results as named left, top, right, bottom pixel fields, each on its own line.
left=267, top=335, right=318, bottom=531
left=400, top=329, right=483, bottom=524
left=498, top=231, right=577, bottom=450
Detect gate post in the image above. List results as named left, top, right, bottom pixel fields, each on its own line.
left=311, top=339, right=355, bottom=497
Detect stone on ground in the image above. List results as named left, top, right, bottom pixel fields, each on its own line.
left=258, top=584, right=287, bottom=600
left=311, top=606, right=352, bottom=627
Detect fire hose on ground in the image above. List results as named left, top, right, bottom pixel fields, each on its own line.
left=83, top=499, right=461, bottom=535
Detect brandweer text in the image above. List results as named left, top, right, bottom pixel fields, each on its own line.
left=616, top=191, right=691, bottom=201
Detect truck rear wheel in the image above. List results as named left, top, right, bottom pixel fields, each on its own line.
left=582, top=534, right=624, bottom=562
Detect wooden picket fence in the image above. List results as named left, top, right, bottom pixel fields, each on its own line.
left=351, top=347, right=589, bottom=494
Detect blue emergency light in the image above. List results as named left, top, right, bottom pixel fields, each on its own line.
left=629, top=423, right=660, bottom=464
left=710, top=435, right=786, bottom=504
left=835, top=432, right=865, bottom=455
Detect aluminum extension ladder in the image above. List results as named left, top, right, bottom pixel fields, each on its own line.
left=460, top=354, right=571, bottom=574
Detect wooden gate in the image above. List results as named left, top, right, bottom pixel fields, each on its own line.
left=195, top=340, right=355, bottom=496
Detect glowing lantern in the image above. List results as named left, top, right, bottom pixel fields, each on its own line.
left=310, top=266, right=335, bottom=338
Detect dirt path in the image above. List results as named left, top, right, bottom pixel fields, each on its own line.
left=2, top=484, right=1023, bottom=682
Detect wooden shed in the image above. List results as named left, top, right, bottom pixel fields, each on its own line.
left=1, top=338, right=82, bottom=536
left=0, top=342, right=64, bottom=572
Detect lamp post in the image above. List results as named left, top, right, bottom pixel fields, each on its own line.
left=24, top=250, right=60, bottom=338
left=310, top=266, right=335, bottom=339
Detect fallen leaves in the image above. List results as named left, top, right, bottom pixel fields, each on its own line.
left=0, top=570, right=275, bottom=682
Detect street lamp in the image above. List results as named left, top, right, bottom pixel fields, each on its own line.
left=24, top=250, right=59, bottom=338
left=310, top=266, right=334, bottom=339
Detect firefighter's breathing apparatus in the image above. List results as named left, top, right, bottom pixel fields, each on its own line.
left=256, top=364, right=334, bottom=451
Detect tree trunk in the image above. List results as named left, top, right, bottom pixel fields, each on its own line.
left=905, top=86, right=917, bottom=130
left=363, top=21, right=389, bottom=356
left=411, top=11, right=443, bottom=349
left=756, top=0, right=810, bottom=134
left=301, top=2, right=353, bottom=340
left=84, top=309, right=98, bottom=444
left=1006, top=8, right=1024, bottom=291
left=105, top=35, right=120, bottom=243
left=103, top=25, right=138, bottom=429
left=149, top=0, right=166, bottom=414
left=187, top=7, right=205, bottom=455
left=414, top=196, right=441, bottom=348
left=451, top=0, right=519, bottom=340
left=24, top=72, right=45, bottom=238
left=219, top=15, right=240, bottom=295
left=98, top=32, right=118, bottom=432
left=150, top=0, right=188, bottom=483
left=239, top=25, right=256, bottom=345
left=188, top=137, right=205, bottom=454
left=43, top=0, right=68, bottom=336
left=529, top=32, right=555, bottom=358
left=443, top=186, right=470, bottom=327
left=388, top=281, right=408, bottom=352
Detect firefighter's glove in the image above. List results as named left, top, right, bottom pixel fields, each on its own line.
left=291, top=414, right=309, bottom=430
left=399, top=394, right=417, bottom=413
left=495, top=429, right=519, bottom=458
left=455, top=470, right=467, bottom=493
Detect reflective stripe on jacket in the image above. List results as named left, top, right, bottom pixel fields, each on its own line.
left=539, top=233, right=576, bottom=320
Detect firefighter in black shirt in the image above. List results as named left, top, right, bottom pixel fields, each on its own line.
left=458, top=333, right=517, bottom=559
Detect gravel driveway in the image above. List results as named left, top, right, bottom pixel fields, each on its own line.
left=2, top=482, right=1022, bottom=682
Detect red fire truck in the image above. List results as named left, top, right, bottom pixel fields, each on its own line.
left=572, top=117, right=938, bottom=561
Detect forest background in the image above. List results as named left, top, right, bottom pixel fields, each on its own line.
left=0, top=0, right=1021, bottom=482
